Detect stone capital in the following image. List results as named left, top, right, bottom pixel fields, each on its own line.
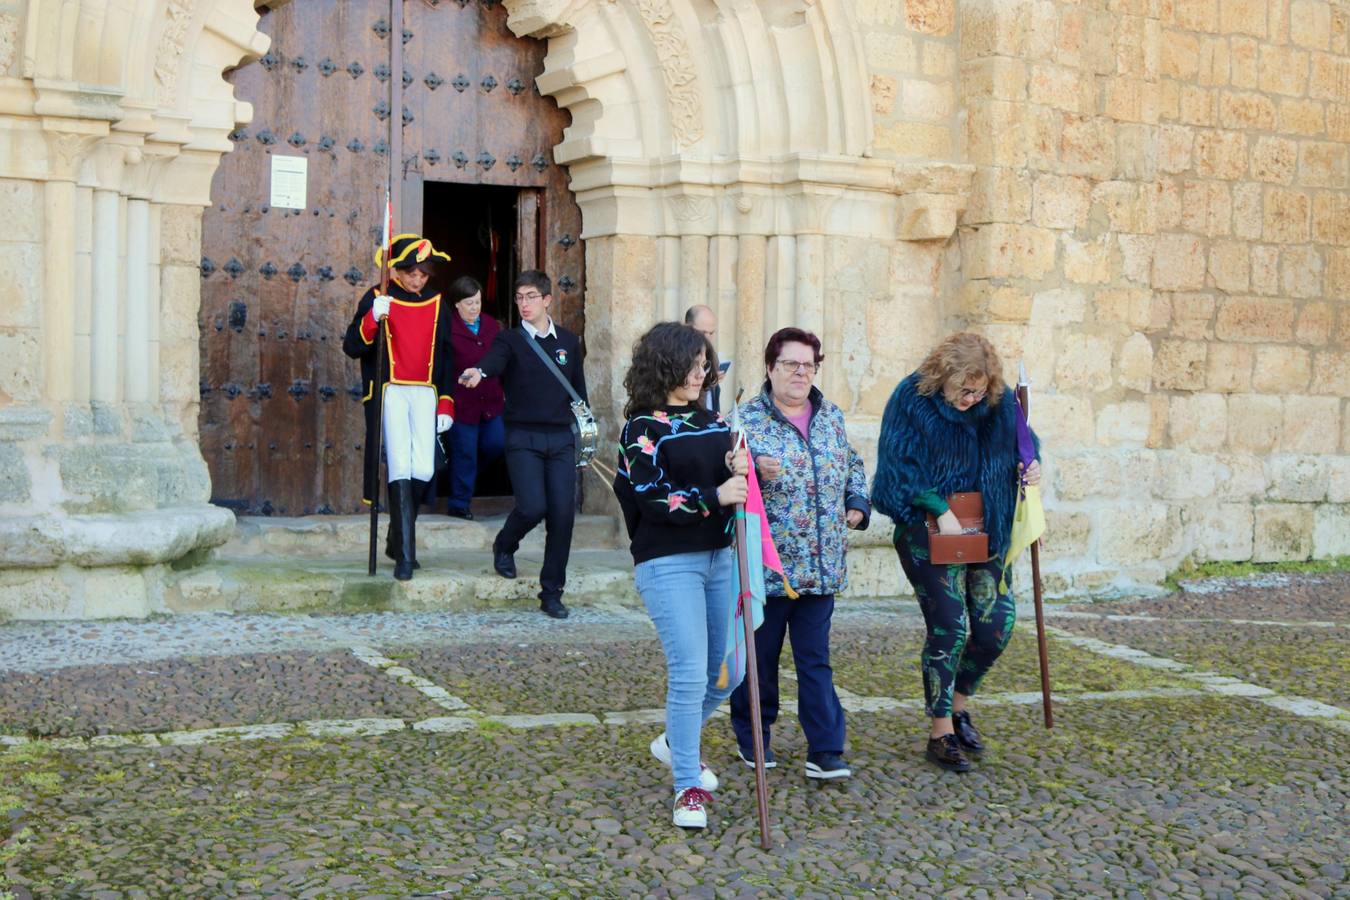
left=41, top=120, right=107, bottom=182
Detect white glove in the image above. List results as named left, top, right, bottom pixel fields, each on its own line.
left=371, top=294, right=393, bottom=321
left=437, top=414, right=453, bottom=433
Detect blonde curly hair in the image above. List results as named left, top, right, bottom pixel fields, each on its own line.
left=916, top=332, right=1005, bottom=406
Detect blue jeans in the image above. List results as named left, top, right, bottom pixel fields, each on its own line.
left=635, top=547, right=740, bottom=792
left=447, top=416, right=505, bottom=511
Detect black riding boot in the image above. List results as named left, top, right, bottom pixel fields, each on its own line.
left=386, top=481, right=421, bottom=571
left=388, top=479, right=415, bottom=581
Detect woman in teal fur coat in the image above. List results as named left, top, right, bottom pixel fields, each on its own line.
left=871, top=332, right=1041, bottom=773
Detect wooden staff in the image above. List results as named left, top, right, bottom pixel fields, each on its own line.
left=1016, top=380, right=1053, bottom=728
left=733, top=429, right=772, bottom=850
left=368, top=0, right=406, bottom=576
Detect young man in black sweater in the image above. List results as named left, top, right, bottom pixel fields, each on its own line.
left=459, top=271, right=587, bottom=619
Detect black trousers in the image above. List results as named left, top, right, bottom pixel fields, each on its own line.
left=729, top=593, right=846, bottom=755
left=497, top=426, right=577, bottom=602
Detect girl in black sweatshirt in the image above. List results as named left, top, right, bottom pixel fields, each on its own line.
left=612, top=322, right=748, bottom=830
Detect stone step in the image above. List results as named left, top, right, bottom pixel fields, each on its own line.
left=217, top=513, right=623, bottom=560
left=164, top=548, right=640, bottom=614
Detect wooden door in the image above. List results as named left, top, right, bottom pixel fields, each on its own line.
left=199, top=0, right=584, bottom=515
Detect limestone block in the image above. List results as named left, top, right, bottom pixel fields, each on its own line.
left=1226, top=394, right=1283, bottom=452
left=1054, top=333, right=1114, bottom=392
left=965, top=167, right=1031, bottom=224
left=1154, top=339, right=1208, bottom=390
left=923, top=42, right=956, bottom=77
left=906, top=0, right=955, bottom=34
left=1162, top=30, right=1200, bottom=79
left=871, top=75, right=896, bottom=115
left=1094, top=289, right=1154, bottom=330
left=1281, top=395, right=1341, bottom=453
left=159, top=205, right=203, bottom=266
left=1197, top=35, right=1231, bottom=86
left=1118, top=234, right=1158, bottom=286
left=865, top=32, right=917, bottom=72
left=1158, top=125, right=1194, bottom=175
left=1251, top=345, right=1311, bottom=393
left=1160, top=79, right=1182, bottom=119
left=1205, top=342, right=1254, bottom=393
left=1219, top=91, right=1276, bottom=131
left=1268, top=454, right=1329, bottom=502
left=1263, top=188, right=1312, bottom=242
left=1180, top=84, right=1218, bottom=126
left=1331, top=104, right=1350, bottom=141
left=1231, top=182, right=1264, bottom=240
left=1250, top=136, right=1298, bottom=184
left=1096, top=401, right=1151, bottom=445
left=1152, top=233, right=1207, bottom=291
left=0, top=243, right=40, bottom=332
left=1106, top=79, right=1161, bottom=125
left=874, top=121, right=952, bottom=158
left=1154, top=450, right=1219, bottom=500
left=1252, top=503, right=1314, bottom=562
left=1335, top=4, right=1350, bottom=52
left=1311, top=192, right=1350, bottom=245
left=1092, top=181, right=1155, bottom=233
left=1057, top=7, right=1116, bottom=74
left=1116, top=332, right=1153, bottom=393
left=1096, top=501, right=1182, bottom=565
left=1183, top=502, right=1254, bottom=561
left=79, top=567, right=152, bottom=618
left=1180, top=181, right=1232, bottom=236
left=959, top=0, right=1029, bottom=60
left=0, top=569, right=76, bottom=619
left=959, top=58, right=1028, bottom=102
left=1311, top=350, right=1350, bottom=396
left=1060, top=116, right=1116, bottom=178
left=1298, top=141, right=1349, bottom=188
left=855, top=0, right=905, bottom=25
left=1207, top=240, right=1250, bottom=293
left=1250, top=244, right=1280, bottom=294
left=1278, top=98, right=1326, bottom=135
left=1148, top=395, right=1170, bottom=448
left=0, top=406, right=51, bottom=441
left=1029, top=63, right=1089, bottom=113
left=1330, top=457, right=1350, bottom=503
left=1053, top=450, right=1138, bottom=501
left=1029, top=392, right=1095, bottom=448
left=961, top=224, right=1056, bottom=279
left=1258, top=45, right=1309, bottom=96
left=1295, top=301, right=1335, bottom=344
left=1230, top=35, right=1259, bottom=87
left=1063, top=235, right=1115, bottom=284
left=1168, top=0, right=1219, bottom=32
left=1169, top=393, right=1228, bottom=451
left=1030, top=288, right=1085, bottom=326
left=1214, top=451, right=1271, bottom=498
left=1170, top=292, right=1217, bottom=340
left=1215, top=296, right=1295, bottom=342
left=901, top=78, right=955, bottom=121
left=0, top=441, right=30, bottom=503
left=0, top=330, right=41, bottom=403
left=1032, top=175, right=1090, bottom=229
left=1219, top=0, right=1267, bottom=36
left=1285, top=0, right=1328, bottom=49
left=1309, top=51, right=1350, bottom=103
left=1194, top=130, right=1247, bottom=180
left=1280, top=245, right=1324, bottom=298
left=1313, top=504, right=1350, bottom=557
left=1040, top=509, right=1091, bottom=559
left=965, top=100, right=1026, bottom=167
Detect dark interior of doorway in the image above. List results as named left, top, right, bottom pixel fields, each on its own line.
left=423, top=181, right=518, bottom=513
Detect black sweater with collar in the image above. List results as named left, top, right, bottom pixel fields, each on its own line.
left=476, top=323, right=587, bottom=432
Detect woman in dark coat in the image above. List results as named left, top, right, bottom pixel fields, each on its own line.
left=871, top=332, right=1041, bottom=773
left=444, top=276, right=506, bottom=519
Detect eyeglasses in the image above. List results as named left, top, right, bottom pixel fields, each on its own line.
left=774, top=359, right=818, bottom=375
left=515, top=291, right=544, bottom=304
left=958, top=387, right=987, bottom=402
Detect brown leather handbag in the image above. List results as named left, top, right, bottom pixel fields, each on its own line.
left=924, top=492, right=990, bottom=564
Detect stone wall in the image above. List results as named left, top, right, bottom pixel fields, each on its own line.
left=848, top=0, right=1349, bottom=596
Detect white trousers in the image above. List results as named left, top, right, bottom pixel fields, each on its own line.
left=382, top=384, right=437, bottom=483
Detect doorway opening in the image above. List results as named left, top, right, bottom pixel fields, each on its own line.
left=423, top=181, right=523, bottom=512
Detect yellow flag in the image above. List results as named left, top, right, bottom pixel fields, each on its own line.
left=1002, top=483, right=1046, bottom=592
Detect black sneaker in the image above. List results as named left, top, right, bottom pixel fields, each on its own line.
left=447, top=507, right=474, bottom=521
left=540, top=596, right=569, bottom=619
left=805, top=752, right=851, bottom=780
left=952, top=710, right=984, bottom=754
left=926, top=734, right=972, bottom=772
left=492, top=543, right=516, bottom=579
left=737, top=746, right=777, bottom=770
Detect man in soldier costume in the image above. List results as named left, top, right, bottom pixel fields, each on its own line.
left=343, top=234, right=455, bottom=581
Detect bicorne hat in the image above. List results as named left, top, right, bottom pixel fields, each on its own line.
left=374, top=233, right=451, bottom=272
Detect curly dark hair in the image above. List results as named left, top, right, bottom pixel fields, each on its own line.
left=623, top=322, right=719, bottom=419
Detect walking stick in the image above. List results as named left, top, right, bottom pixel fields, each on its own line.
left=733, top=431, right=772, bottom=851
left=368, top=0, right=405, bottom=576
left=1016, top=379, right=1053, bottom=729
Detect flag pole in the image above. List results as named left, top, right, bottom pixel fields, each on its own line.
left=1016, top=363, right=1053, bottom=728
left=369, top=0, right=405, bottom=576
left=731, top=420, right=772, bottom=850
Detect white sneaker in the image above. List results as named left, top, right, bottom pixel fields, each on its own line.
left=650, top=732, right=719, bottom=791
left=673, top=787, right=712, bottom=829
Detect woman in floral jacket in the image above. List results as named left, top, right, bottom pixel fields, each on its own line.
left=728, top=327, right=870, bottom=781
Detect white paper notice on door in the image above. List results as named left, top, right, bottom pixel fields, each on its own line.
left=270, top=154, right=308, bottom=209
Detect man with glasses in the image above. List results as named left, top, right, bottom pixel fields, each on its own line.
left=459, top=271, right=587, bottom=619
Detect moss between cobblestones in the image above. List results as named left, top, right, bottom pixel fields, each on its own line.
left=1163, top=555, right=1350, bottom=592
left=2, top=697, right=1345, bottom=896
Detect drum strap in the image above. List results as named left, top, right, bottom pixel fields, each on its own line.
left=521, top=330, right=586, bottom=407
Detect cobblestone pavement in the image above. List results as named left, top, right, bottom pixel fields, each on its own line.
left=1, top=576, right=1347, bottom=898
